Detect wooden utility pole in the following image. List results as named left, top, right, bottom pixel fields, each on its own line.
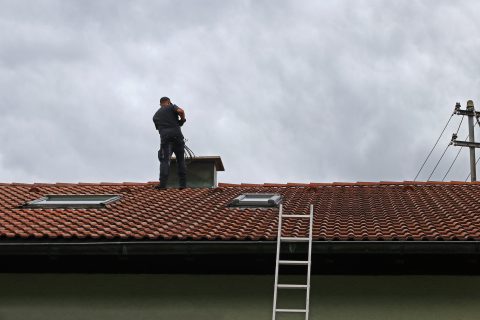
left=451, top=100, right=480, bottom=181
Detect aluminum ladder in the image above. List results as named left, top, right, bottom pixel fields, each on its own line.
left=272, top=203, right=314, bottom=320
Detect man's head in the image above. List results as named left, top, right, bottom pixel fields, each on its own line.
left=160, top=97, right=171, bottom=107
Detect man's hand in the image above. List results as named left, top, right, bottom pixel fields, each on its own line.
left=174, top=105, right=186, bottom=126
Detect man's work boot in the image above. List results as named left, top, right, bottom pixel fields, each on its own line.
left=178, top=177, right=187, bottom=190
left=154, top=183, right=166, bottom=190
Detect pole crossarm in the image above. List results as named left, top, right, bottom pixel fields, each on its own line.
left=451, top=140, right=480, bottom=148
left=454, top=109, right=480, bottom=117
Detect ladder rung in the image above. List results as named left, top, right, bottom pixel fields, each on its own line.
left=282, top=214, right=311, bottom=218
left=277, top=284, right=308, bottom=289
left=280, top=237, right=310, bottom=242
left=276, top=308, right=307, bottom=313
left=278, top=260, right=309, bottom=265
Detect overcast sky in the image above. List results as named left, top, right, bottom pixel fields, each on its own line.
left=1, top=0, right=480, bottom=184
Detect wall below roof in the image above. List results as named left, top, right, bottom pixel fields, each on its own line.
left=0, top=273, right=480, bottom=320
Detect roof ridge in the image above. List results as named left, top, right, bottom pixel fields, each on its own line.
left=2, top=181, right=480, bottom=188
left=217, top=181, right=480, bottom=187
left=0, top=181, right=157, bottom=186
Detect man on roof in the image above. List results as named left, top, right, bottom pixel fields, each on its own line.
left=152, top=97, right=187, bottom=190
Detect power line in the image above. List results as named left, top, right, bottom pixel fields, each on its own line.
left=427, top=143, right=451, bottom=181
left=442, top=141, right=464, bottom=181
left=414, top=113, right=455, bottom=181
left=455, top=114, right=465, bottom=134
left=426, top=114, right=464, bottom=181
left=441, top=115, right=467, bottom=181
left=465, top=155, right=480, bottom=182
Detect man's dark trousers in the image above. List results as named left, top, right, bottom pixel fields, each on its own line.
left=158, top=127, right=187, bottom=188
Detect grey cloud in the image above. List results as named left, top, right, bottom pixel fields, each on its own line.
left=1, top=0, right=480, bottom=184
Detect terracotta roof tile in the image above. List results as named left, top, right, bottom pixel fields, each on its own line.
left=1, top=181, right=480, bottom=241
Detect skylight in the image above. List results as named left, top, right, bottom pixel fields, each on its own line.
left=25, top=194, right=121, bottom=209
left=230, top=193, right=282, bottom=207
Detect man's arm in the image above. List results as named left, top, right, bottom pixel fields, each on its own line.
left=152, top=109, right=161, bottom=130
left=176, top=107, right=185, bottom=120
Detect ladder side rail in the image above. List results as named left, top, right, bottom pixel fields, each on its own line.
left=272, top=203, right=283, bottom=320
left=305, top=204, right=314, bottom=320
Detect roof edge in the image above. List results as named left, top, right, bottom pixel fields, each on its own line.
left=1, top=240, right=480, bottom=255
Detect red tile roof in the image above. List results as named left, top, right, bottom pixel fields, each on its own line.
left=1, top=181, right=480, bottom=241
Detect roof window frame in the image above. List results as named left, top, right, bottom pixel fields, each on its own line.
left=230, top=193, right=282, bottom=207
left=24, top=194, right=121, bottom=209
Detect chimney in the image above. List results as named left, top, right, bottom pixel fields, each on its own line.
left=167, top=156, right=225, bottom=188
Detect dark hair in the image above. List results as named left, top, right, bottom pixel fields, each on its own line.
left=160, top=97, right=170, bottom=104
